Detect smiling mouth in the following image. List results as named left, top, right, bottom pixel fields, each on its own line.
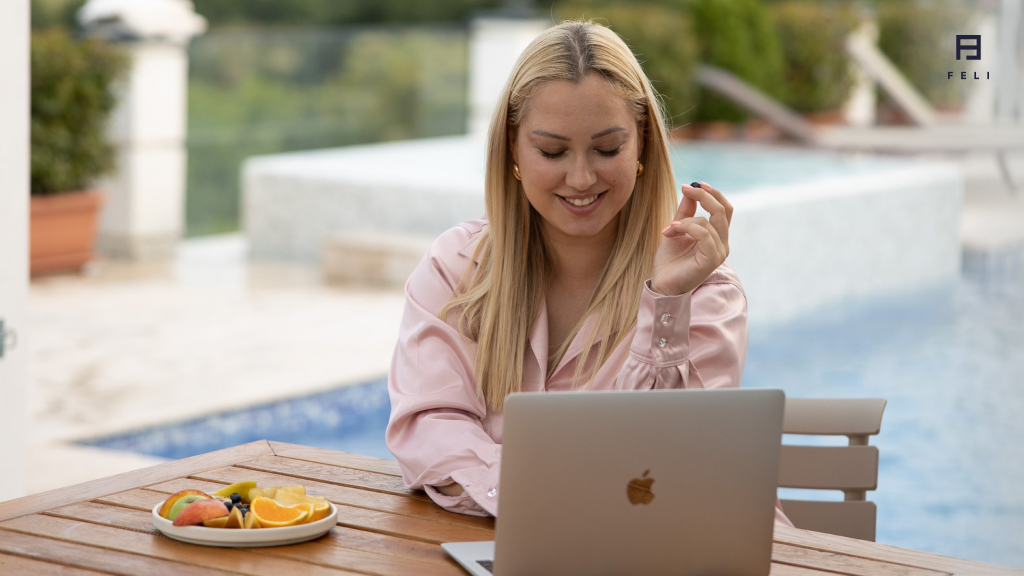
left=558, top=192, right=604, bottom=206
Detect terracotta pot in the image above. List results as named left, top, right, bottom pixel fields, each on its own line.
left=802, top=110, right=847, bottom=126
left=30, top=190, right=106, bottom=277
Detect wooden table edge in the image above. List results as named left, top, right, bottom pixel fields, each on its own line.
left=0, top=440, right=275, bottom=523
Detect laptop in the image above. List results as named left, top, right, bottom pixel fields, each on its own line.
left=441, top=388, right=785, bottom=576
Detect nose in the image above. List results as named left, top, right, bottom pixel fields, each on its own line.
left=564, top=153, right=597, bottom=192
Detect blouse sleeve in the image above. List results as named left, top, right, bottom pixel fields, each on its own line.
left=385, top=229, right=501, bottom=517
left=614, top=274, right=795, bottom=528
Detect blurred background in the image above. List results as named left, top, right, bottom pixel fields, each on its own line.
left=4, top=0, right=1023, bottom=569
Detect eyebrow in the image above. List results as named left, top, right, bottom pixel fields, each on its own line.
left=531, top=126, right=626, bottom=141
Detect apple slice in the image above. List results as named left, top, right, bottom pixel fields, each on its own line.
left=243, top=511, right=261, bottom=529
left=223, top=506, right=244, bottom=529
left=159, top=490, right=212, bottom=519
left=172, top=499, right=230, bottom=527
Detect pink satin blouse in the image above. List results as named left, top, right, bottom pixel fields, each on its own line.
left=385, top=218, right=793, bottom=527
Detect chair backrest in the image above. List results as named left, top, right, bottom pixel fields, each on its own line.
left=779, top=398, right=887, bottom=541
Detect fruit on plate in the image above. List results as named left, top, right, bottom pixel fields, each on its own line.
left=243, top=511, right=262, bottom=529
left=168, top=495, right=212, bottom=522
left=248, top=484, right=305, bottom=501
left=213, top=481, right=257, bottom=502
left=223, top=506, right=245, bottom=529
left=249, top=496, right=309, bottom=527
left=202, top=516, right=230, bottom=528
left=159, top=490, right=212, bottom=519
left=172, top=499, right=230, bottom=526
left=273, top=491, right=331, bottom=522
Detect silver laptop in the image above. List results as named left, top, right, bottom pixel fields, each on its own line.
left=442, top=388, right=785, bottom=576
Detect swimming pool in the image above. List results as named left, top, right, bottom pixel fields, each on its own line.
left=244, top=137, right=962, bottom=324
left=84, top=260, right=1024, bottom=569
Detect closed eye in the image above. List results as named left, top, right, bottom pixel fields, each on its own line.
left=538, top=146, right=622, bottom=159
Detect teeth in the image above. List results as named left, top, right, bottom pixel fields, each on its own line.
left=563, top=193, right=600, bottom=206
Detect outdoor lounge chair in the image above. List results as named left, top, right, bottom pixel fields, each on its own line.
left=779, top=397, right=888, bottom=541
left=692, top=26, right=1024, bottom=194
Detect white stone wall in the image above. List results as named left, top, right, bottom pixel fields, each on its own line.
left=243, top=136, right=964, bottom=325
left=0, top=0, right=30, bottom=500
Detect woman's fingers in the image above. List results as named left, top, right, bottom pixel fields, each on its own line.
left=681, top=184, right=729, bottom=247
left=663, top=218, right=727, bottom=259
left=698, top=182, right=733, bottom=225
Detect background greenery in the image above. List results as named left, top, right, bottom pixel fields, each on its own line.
left=30, top=0, right=983, bottom=233
left=30, top=28, right=128, bottom=195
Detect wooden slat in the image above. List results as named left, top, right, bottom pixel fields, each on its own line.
left=233, top=455, right=417, bottom=498
left=783, top=398, right=887, bottom=437
left=0, top=529, right=237, bottom=576
left=96, top=489, right=166, bottom=512
left=0, top=514, right=361, bottom=576
left=0, top=552, right=108, bottom=576
left=778, top=445, right=879, bottom=491
left=47, top=499, right=460, bottom=569
left=269, top=442, right=403, bottom=477
left=781, top=499, right=877, bottom=542
left=0, top=440, right=274, bottom=523
left=46, top=501, right=155, bottom=533
left=252, top=538, right=460, bottom=576
left=773, top=526, right=1023, bottom=576
left=772, top=542, right=949, bottom=576
left=190, top=466, right=491, bottom=530
left=332, top=504, right=493, bottom=544
left=143, top=478, right=227, bottom=495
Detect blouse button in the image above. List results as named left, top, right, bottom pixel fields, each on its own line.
left=660, top=313, right=671, bottom=323
left=487, top=488, right=497, bottom=498
left=659, top=338, right=668, bottom=348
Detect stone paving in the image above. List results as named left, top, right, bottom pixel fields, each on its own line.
left=25, top=234, right=406, bottom=494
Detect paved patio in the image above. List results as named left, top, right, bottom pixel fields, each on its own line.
left=18, top=148, right=1023, bottom=498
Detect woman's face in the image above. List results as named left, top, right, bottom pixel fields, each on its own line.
left=511, top=72, right=642, bottom=244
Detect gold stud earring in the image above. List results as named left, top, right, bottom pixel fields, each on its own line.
left=512, top=162, right=521, bottom=181
left=637, top=161, right=644, bottom=177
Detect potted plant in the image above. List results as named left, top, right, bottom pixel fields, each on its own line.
left=30, top=28, right=127, bottom=277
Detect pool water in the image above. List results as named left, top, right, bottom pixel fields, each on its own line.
left=84, top=264, right=1024, bottom=569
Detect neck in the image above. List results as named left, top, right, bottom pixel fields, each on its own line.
left=542, top=219, right=618, bottom=290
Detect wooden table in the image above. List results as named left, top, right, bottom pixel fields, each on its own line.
left=0, top=440, right=1019, bottom=575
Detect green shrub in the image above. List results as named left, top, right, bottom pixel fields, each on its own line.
left=875, top=0, right=975, bottom=107
left=31, top=29, right=128, bottom=195
left=689, top=0, right=786, bottom=122
left=769, top=1, right=861, bottom=113
left=554, top=4, right=700, bottom=128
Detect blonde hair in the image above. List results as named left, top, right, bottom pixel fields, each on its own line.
left=439, top=19, right=678, bottom=412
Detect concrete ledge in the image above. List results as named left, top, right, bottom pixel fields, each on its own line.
left=323, top=232, right=433, bottom=288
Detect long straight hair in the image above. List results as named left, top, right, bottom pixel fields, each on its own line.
left=439, top=20, right=678, bottom=412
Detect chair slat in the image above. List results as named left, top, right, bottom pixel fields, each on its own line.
left=784, top=398, right=887, bottom=437
left=780, top=499, right=877, bottom=542
left=778, top=445, right=879, bottom=491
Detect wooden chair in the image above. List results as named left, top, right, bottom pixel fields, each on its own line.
left=778, top=398, right=887, bottom=541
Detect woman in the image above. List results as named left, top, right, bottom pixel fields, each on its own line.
left=386, top=19, right=792, bottom=527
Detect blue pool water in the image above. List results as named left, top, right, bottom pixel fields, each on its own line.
left=84, top=263, right=1024, bottom=569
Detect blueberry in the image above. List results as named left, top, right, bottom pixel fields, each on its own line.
left=230, top=493, right=241, bottom=504
left=225, top=501, right=234, bottom=512
left=690, top=181, right=701, bottom=188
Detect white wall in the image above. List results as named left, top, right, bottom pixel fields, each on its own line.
left=0, top=0, right=30, bottom=499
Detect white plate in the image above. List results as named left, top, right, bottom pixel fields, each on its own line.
left=151, top=500, right=338, bottom=548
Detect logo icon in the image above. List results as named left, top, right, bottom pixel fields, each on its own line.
left=627, top=469, right=655, bottom=505
left=956, top=34, right=981, bottom=60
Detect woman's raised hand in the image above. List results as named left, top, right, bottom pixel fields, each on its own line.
left=651, top=182, right=733, bottom=296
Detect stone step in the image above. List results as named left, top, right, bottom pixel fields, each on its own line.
left=323, top=232, right=434, bottom=289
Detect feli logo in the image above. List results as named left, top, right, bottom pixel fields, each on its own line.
left=626, top=469, right=655, bottom=505
left=950, top=34, right=989, bottom=80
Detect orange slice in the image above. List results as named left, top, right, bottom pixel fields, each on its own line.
left=272, top=491, right=330, bottom=521
left=249, top=497, right=309, bottom=527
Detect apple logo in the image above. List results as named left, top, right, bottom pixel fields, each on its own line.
left=627, top=469, right=655, bottom=505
